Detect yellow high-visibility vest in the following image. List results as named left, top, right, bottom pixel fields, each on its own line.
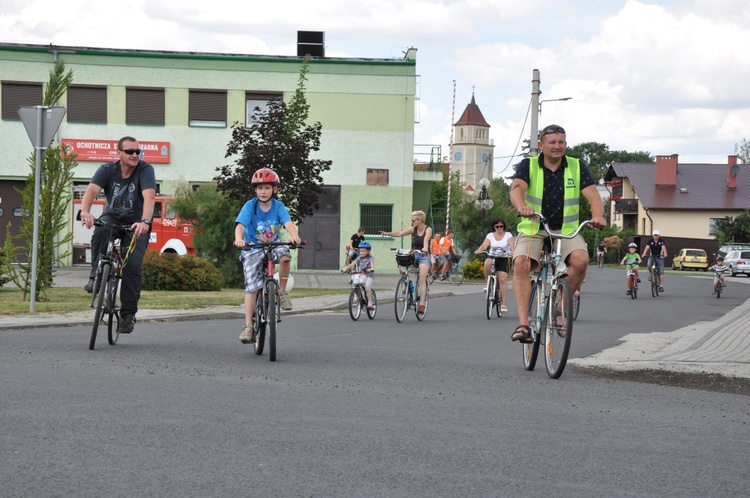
left=517, top=156, right=581, bottom=236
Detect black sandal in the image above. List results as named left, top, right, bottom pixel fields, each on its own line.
left=511, top=325, right=533, bottom=343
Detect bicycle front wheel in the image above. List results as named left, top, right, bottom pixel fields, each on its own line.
left=394, top=279, right=409, bottom=323
left=545, top=278, right=573, bottom=379
left=366, top=289, right=378, bottom=319
left=266, top=280, right=278, bottom=362
left=523, top=281, right=541, bottom=371
left=416, top=285, right=429, bottom=321
left=485, top=276, right=495, bottom=320
left=716, top=282, right=722, bottom=298
left=89, top=264, right=109, bottom=350
left=449, top=266, right=464, bottom=286
left=106, top=274, right=120, bottom=345
left=349, top=287, right=362, bottom=321
left=253, top=296, right=266, bottom=356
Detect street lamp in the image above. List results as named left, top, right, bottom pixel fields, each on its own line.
left=473, top=178, right=494, bottom=238
left=539, top=97, right=572, bottom=114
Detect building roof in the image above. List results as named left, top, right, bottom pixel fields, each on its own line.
left=454, top=95, right=490, bottom=127
left=606, top=161, right=750, bottom=210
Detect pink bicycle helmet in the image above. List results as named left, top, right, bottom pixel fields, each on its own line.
left=251, top=168, right=280, bottom=186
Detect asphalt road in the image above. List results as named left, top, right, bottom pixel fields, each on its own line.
left=2, top=268, right=750, bottom=496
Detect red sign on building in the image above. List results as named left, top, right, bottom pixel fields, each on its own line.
left=61, top=139, right=171, bottom=164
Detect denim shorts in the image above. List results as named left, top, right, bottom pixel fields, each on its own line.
left=413, top=251, right=430, bottom=266
left=240, top=246, right=291, bottom=293
left=648, top=256, right=665, bottom=275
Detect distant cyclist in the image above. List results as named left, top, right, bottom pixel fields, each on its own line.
left=596, top=241, right=607, bottom=267
left=709, top=255, right=729, bottom=295
left=620, top=243, right=642, bottom=296
left=642, top=230, right=668, bottom=293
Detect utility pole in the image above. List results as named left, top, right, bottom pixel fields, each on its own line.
left=529, top=69, right=541, bottom=157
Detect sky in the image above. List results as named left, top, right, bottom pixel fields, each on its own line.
left=2, top=0, right=749, bottom=178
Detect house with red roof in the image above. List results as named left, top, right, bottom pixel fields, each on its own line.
left=604, top=154, right=749, bottom=257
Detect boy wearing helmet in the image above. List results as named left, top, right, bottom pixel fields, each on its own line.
left=620, top=243, right=642, bottom=296
left=342, top=241, right=376, bottom=310
left=233, top=168, right=301, bottom=344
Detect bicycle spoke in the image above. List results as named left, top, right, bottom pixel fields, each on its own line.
left=545, top=278, right=573, bottom=379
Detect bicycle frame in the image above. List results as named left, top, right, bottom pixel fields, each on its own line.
left=522, top=213, right=591, bottom=379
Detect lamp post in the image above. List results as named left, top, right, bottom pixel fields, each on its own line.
left=474, top=178, right=494, bottom=239
left=528, top=69, right=572, bottom=157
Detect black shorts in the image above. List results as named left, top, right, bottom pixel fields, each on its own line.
left=493, top=256, right=510, bottom=273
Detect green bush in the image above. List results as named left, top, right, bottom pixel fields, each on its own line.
left=142, top=250, right=224, bottom=291
left=0, top=245, right=10, bottom=287
left=463, top=258, right=485, bottom=280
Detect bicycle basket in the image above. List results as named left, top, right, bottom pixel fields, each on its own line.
left=450, top=254, right=462, bottom=264
left=351, top=273, right=365, bottom=285
left=395, top=249, right=415, bottom=267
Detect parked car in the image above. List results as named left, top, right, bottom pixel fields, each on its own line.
left=716, top=243, right=750, bottom=259
left=723, top=249, right=750, bottom=277
left=672, top=248, right=709, bottom=271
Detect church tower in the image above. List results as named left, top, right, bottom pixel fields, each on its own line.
left=451, top=94, right=494, bottom=189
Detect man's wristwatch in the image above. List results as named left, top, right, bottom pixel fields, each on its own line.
left=141, top=219, right=152, bottom=226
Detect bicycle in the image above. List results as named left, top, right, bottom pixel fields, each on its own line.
left=78, top=211, right=135, bottom=350
left=625, top=261, right=638, bottom=299
left=241, top=240, right=304, bottom=362
left=392, top=249, right=430, bottom=322
left=713, top=268, right=726, bottom=298
left=345, top=269, right=377, bottom=320
left=447, top=254, right=464, bottom=286
left=522, top=213, right=592, bottom=379
left=479, top=251, right=509, bottom=319
left=648, top=261, right=660, bottom=297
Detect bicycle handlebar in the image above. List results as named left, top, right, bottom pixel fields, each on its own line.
left=530, top=212, right=592, bottom=239
left=76, top=209, right=134, bottom=232
left=240, top=240, right=307, bottom=250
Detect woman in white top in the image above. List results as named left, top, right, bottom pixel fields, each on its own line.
left=475, top=217, right=515, bottom=313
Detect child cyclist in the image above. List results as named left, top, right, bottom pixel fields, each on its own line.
left=620, top=242, right=642, bottom=296
left=233, top=168, right=301, bottom=344
left=709, top=255, right=729, bottom=295
left=342, top=241, right=376, bottom=310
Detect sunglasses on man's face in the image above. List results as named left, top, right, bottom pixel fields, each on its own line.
left=540, top=126, right=566, bottom=138
left=119, top=148, right=142, bottom=155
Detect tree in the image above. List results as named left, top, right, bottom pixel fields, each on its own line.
left=567, top=142, right=653, bottom=182
left=715, top=211, right=750, bottom=245
left=735, top=138, right=750, bottom=164
left=170, top=184, right=244, bottom=287
left=2, top=59, right=75, bottom=301
left=215, top=59, right=332, bottom=222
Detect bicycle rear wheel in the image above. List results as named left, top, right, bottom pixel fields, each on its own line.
left=89, top=264, right=109, bottom=350
left=523, top=281, right=541, bottom=371
left=545, top=278, right=573, bottom=379
left=449, top=266, right=464, bottom=286
left=366, top=289, right=377, bottom=319
left=485, top=276, right=495, bottom=320
left=253, top=296, right=266, bottom=356
left=349, top=287, right=362, bottom=321
left=266, top=280, right=278, bottom=362
left=106, top=274, right=120, bottom=345
left=394, top=279, right=408, bottom=323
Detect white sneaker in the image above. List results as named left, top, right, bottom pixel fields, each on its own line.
left=239, top=324, right=253, bottom=344
left=279, top=292, right=293, bottom=311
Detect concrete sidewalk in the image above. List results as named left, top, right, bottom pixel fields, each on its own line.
left=3, top=267, right=750, bottom=380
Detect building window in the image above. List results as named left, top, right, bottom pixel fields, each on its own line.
left=126, top=88, right=165, bottom=125
left=246, top=92, right=282, bottom=124
left=67, top=85, right=107, bottom=123
left=709, top=218, right=721, bottom=236
left=361, top=204, right=393, bottom=234
left=189, top=90, right=227, bottom=127
left=366, top=168, right=389, bottom=186
left=1, top=82, right=43, bottom=119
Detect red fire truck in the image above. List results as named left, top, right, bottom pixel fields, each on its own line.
left=72, top=195, right=196, bottom=264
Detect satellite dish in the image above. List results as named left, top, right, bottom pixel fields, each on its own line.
left=730, top=164, right=740, bottom=177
